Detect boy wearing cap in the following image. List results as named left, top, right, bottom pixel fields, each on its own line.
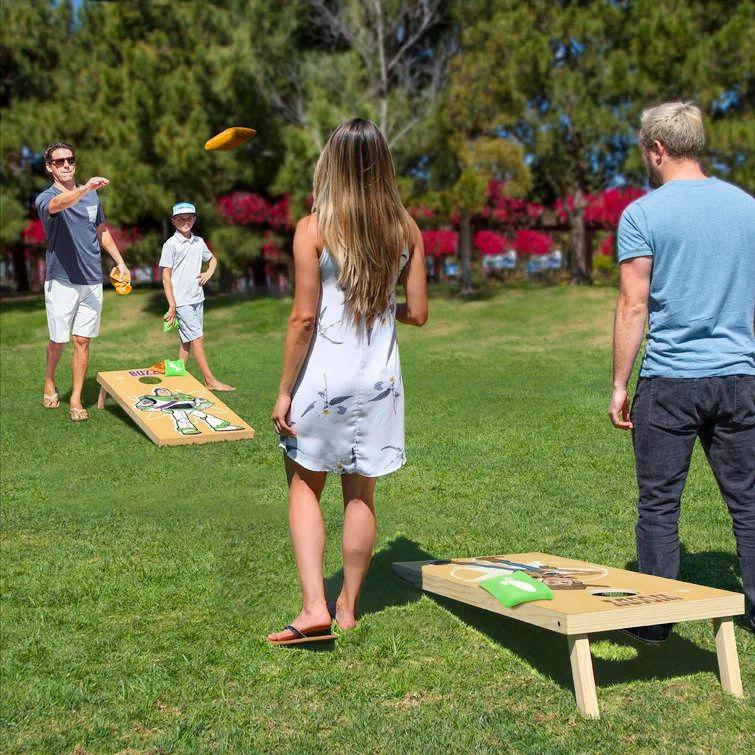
left=159, top=203, right=234, bottom=391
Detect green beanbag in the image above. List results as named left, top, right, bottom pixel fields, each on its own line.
left=479, top=571, right=554, bottom=608
left=164, top=358, right=186, bottom=376
left=163, top=318, right=179, bottom=332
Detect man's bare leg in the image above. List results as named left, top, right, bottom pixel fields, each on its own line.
left=188, top=336, right=234, bottom=391
left=70, top=335, right=90, bottom=412
left=44, top=340, right=65, bottom=399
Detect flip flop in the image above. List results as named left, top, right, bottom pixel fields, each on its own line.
left=43, top=391, right=59, bottom=408
left=69, top=407, right=89, bottom=421
left=267, top=624, right=337, bottom=646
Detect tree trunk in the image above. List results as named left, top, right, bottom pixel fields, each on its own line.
left=569, top=189, right=591, bottom=284
left=459, top=208, right=473, bottom=295
left=218, top=261, right=234, bottom=293
left=374, top=0, right=389, bottom=137
left=11, top=246, right=30, bottom=292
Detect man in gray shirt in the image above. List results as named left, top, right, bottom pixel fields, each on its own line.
left=36, top=141, right=130, bottom=421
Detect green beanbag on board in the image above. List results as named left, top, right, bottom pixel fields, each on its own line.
left=479, top=571, right=554, bottom=608
left=164, top=359, right=186, bottom=376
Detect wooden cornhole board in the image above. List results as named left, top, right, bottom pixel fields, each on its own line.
left=96, top=369, right=254, bottom=446
left=393, top=553, right=745, bottom=718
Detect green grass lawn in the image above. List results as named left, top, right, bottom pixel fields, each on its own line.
left=1, top=286, right=752, bottom=753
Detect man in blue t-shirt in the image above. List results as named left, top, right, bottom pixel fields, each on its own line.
left=610, top=102, right=755, bottom=642
left=36, top=141, right=130, bottom=421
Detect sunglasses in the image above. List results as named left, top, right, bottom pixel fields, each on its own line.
left=48, top=156, right=76, bottom=168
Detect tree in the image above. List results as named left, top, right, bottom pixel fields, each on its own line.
left=252, top=0, right=453, bottom=213
left=407, top=1, right=532, bottom=295
left=449, top=0, right=754, bottom=282
left=0, top=0, right=291, bottom=288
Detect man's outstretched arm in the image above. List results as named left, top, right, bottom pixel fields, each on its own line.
left=610, top=256, right=652, bottom=429
left=48, top=177, right=109, bottom=214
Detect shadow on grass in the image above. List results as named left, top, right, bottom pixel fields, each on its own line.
left=387, top=540, right=725, bottom=692
left=61, top=375, right=146, bottom=439
left=59, top=375, right=102, bottom=407
left=325, top=535, right=433, bottom=617
left=626, top=546, right=750, bottom=631
left=435, top=597, right=720, bottom=690
left=269, top=538, right=433, bottom=654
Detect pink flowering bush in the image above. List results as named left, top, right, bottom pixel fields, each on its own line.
left=556, top=187, right=645, bottom=228
left=22, top=219, right=46, bottom=245
left=513, top=230, right=552, bottom=256
left=422, top=229, right=458, bottom=258
left=217, top=192, right=292, bottom=230
left=474, top=230, right=509, bottom=256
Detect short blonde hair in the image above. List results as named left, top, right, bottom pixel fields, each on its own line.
left=639, top=101, right=705, bottom=160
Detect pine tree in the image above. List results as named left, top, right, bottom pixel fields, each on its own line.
left=450, top=0, right=753, bottom=282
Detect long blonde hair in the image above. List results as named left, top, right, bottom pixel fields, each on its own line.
left=312, top=118, right=413, bottom=327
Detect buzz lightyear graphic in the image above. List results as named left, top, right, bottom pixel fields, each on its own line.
left=134, top=387, right=243, bottom=436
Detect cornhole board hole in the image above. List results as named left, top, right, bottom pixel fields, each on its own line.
left=96, top=369, right=255, bottom=446
left=393, top=553, right=745, bottom=718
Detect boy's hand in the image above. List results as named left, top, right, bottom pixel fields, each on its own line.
left=164, top=305, right=177, bottom=324
left=197, top=270, right=213, bottom=286
left=117, top=262, right=130, bottom=281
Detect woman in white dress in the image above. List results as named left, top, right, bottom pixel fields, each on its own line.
left=268, top=119, right=427, bottom=645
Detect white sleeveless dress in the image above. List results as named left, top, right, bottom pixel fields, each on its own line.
left=279, top=248, right=410, bottom=477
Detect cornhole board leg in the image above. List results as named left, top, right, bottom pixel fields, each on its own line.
left=97, top=386, right=108, bottom=409
left=713, top=617, right=743, bottom=697
left=567, top=634, right=599, bottom=718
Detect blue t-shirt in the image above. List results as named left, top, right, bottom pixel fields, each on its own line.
left=35, top=185, right=105, bottom=285
left=617, top=177, right=755, bottom=378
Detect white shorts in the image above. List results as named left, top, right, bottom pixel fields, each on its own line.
left=176, top=302, right=204, bottom=343
left=45, top=279, right=103, bottom=343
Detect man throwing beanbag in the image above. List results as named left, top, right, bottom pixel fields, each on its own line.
left=36, top=141, right=130, bottom=421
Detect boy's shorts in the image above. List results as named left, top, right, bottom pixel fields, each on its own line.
left=45, top=279, right=103, bottom=343
left=176, top=302, right=204, bottom=343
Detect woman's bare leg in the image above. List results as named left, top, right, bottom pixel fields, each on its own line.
left=268, top=457, right=332, bottom=640
left=336, top=474, right=377, bottom=629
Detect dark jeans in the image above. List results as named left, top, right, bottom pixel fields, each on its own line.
left=631, top=375, right=755, bottom=632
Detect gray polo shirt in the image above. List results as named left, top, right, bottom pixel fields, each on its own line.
left=35, top=185, right=105, bottom=285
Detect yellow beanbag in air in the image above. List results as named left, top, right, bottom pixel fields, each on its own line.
left=204, top=127, right=257, bottom=151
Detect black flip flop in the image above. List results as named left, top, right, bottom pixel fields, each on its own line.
left=268, top=624, right=337, bottom=646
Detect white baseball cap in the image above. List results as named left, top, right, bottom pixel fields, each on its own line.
left=172, top=202, right=196, bottom=216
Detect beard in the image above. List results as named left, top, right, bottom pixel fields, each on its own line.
left=642, top=153, right=663, bottom=188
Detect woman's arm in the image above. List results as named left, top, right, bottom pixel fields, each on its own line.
left=272, top=216, right=321, bottom=436
left=396, top=217, right=428, bottom=326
